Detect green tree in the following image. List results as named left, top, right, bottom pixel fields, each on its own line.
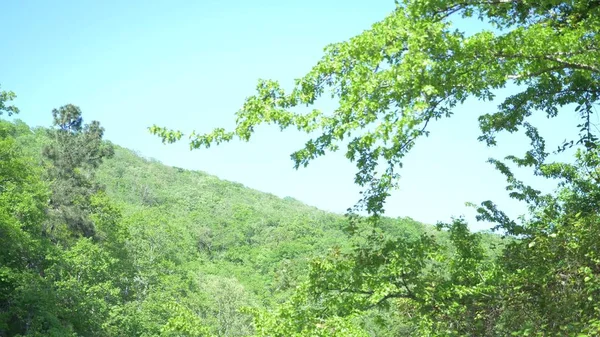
left=152, top=0, right=599, bottom=216
left=0, top=86, right=19, bottom=116
left=0, top=116, right=132, bottom=336
left=0, top=120, right=56, bottom=336
left=151, top=0, right=600, bottom=335
left=43, top=104, right=114, bottom=239
left=202, top=275, right=255, bottom=337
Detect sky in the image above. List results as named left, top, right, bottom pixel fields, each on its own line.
left=0, top=0, right=583, bottom=231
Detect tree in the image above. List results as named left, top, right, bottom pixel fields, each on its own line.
left=202, top=275, right=255, bottom=337
left=151, top=0, right=600, bottom=335
left=0, top=120, right=56, bottom=336
left=0, top=86, right=19, bottom=116
left=43, top=104, right=114, bottom=239
left=0, top=117, right=130, bottom=336
left=152, top=0, right=599, bottom=216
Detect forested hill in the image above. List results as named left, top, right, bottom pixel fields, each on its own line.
left=4, top=0, right=599, bottom=335
left=3, top=117, right=440, bottom=336
left=78, top=126, right=431, bottom=295
left=95, top=142, right=369, bottom=298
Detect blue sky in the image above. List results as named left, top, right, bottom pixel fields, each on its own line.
left=1, top=0, right=582, bottom=230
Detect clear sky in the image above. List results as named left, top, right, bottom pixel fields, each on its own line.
left=1, top=0, right=583, bottom=231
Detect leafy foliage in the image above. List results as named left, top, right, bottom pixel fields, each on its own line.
left=152, top=0, right=600, bottom=218
left=2, top=0, right=600, bottom=335
left=0, top=87, right=19, bottom=116
left=2, top=113, right=439, bottom=336
left=151, top=0, right=600, bottom=335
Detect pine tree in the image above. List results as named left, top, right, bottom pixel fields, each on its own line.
left=43, top=104, right=114, bottom=239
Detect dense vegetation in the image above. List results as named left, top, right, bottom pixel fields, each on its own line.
left=153, top=0, right=600, bottom=335
left=1, top=105, right=448, bottom=335
left=2, top=0, right=600, bottom=335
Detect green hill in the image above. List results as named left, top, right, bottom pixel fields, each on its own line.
left=2, top=117, right=438, bottom=336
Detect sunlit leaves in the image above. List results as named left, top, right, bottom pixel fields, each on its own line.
left=154, top=0, right=599, bottom=217
left=0, top=86, right=19, bottom=116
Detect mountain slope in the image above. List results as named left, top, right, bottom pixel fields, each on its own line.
left=6, top=119, right=497, bottom=336
left=95, top=144, right=429, bottom=302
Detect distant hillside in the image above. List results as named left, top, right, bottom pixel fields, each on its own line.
left=14, top=120, right=431, bottom=303
left=95, top=144, right=431, bottom=301
left=2, top=118, right=507, bottom=336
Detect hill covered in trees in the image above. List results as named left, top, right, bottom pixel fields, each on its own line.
left=151, top=0, right=600, bottom=335
left=3, top=0, right=600, bottom=335
left=2, top=113, right=469, bottom=336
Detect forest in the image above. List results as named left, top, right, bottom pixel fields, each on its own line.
left=1, top=0, right=600, bottom=336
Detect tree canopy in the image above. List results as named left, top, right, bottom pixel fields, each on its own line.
left=152, top=0, right=599, bottom=216
left=43, top=104, right=114, bottom=239
left=0, top=87, right=19, bottom=116
left=1, top=0, right=599, bottom=335
left=151, top=0, right=600, bottom=335
left=4, top=111, right=420, bottom=336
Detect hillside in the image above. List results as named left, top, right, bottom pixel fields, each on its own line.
left=4, top=0, right=599, bottom=334
left=66, top=129, right=431, bottom=303
left=97, top=144, right=364, bottom=302
left=2, top=118, right=438, bottom=336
